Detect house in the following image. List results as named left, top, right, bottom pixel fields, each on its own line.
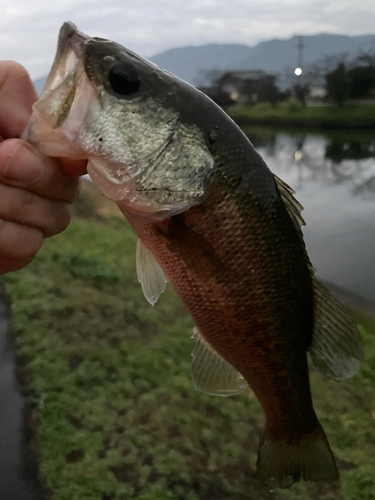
left=309, top=86, right=327, bottom=101
left=216, top=70, right=279, bottom=104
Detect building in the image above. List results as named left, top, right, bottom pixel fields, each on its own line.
left=216, top=70, right=279, bottom=104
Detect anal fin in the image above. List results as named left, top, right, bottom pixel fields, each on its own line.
left=136, top=239, right=167, bottom=306
left=191, top=327, right=248, bottom=396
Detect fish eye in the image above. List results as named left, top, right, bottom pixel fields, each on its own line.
left=108, top=64, right=140, bottom=96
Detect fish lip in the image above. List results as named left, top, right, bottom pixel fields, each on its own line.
left=57, top=21, right=89, bottom=61
left=39, top=22, right=89, bottom=99
left=22, top=22, right=95, bottom=152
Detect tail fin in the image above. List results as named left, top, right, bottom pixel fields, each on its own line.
left=257, top=423, right=338, bottom=489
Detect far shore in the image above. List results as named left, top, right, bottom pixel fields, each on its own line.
left=227, top=102, right=375, bottom=129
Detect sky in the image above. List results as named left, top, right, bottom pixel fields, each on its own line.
left=0, top=0, right=374, bottom=80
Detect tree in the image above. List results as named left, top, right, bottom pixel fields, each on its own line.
left=294, top=82, right=310, bottom=106
left=348, top=65, right=375, bottom=99
left=279, top=53, right=350, bottom=105
left=325, top=63, right=349, bottom=106
left=196, top=69, right=234, bottom=107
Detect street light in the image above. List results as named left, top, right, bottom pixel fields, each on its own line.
left=295, top=67, right=302, bottom=76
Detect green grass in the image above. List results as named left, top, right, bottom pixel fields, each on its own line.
left=3, top=194, right=375, bottom=500
left=228, top=101, right=375, bottom=126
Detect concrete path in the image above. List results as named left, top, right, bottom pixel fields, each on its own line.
left=0, top=282, right=44, bottom=500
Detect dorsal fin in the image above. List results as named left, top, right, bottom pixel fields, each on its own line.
left=274, top=175, right=306, bottom=232
left=274, top=174, right=363, bottom=381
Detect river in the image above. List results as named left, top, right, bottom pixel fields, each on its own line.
left=244, top=127, right=375, bottom=302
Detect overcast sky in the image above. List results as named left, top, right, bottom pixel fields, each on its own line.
left=1, top=0, right=374, bottom=80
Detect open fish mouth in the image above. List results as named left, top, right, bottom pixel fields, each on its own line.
left=41, top=22, right=88, bottom=102
left=22, top=22, right=95, bottom=157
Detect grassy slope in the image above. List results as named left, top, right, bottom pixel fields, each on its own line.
left=227, top=102, right=375, bottom=126
left=3, top=183, right=375, bottom=500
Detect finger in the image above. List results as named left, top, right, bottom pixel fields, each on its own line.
left=0, top=139, right=80, bottom=203
left=0, top=183, right=71, bottom=237
left=60, top=157, right=88, bottom=178
left=0, top=61, right=38, bottom=139
left=0, top=219, right=43, bottom=274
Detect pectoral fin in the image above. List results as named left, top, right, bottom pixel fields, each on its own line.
left=191, top=327, right=248, bottom=396
left=136, top=239, right=167, bottom=306
left=310, top=278, right=363, bottom=381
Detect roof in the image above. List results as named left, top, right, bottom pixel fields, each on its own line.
left=219, top=70, right=270, bottom=81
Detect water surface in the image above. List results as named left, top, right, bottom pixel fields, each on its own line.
left=246, top=127, right=375, bottom=302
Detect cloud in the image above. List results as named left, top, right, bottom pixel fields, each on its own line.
left=0, top=0, right=374, bottom=79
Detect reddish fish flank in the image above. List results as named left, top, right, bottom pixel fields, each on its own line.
left=126, top=172, right=318, bottom=434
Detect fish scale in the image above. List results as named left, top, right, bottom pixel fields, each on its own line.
left=23, top=21, right=364, bottom=488
left=128, top=170, right=316, bottom=433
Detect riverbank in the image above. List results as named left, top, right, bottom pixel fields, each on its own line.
left=1, top=181, right=374, bottom=500
left=227, top=102, right=375, bottom=129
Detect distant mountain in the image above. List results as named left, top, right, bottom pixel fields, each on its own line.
left=234, top=34, right=375, bottom=76
left=33, top=76, right=47, bottom=94
left=150, top=34, right=375, bottom=85
left=33, top=33, right=375, bottom=92
left=149, top=44, right=253, bottom=85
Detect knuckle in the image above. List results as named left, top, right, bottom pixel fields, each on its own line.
left=0, top=218, right=43, bottom=264
left=7, top=187, right=36, bottom=220
left=16, top=226, right=43, bottom=261
left=0, top=184, right=35, bottom=216
left=27, top=230, right=43, bottom=257
left=0, top=185, right=39, bottom=230
left=19, top=187, right=36, bottom=209
left=57, top=205, right=72, bottom=233
left=45, top=203, right=71, bottom=237
left=18, top=226, right=43, bottom=259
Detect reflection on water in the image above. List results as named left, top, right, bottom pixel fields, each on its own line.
left=245, top=128, right=375, bottom=302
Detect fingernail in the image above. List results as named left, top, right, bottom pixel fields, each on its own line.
left=0, top=140, right=44, bottom=183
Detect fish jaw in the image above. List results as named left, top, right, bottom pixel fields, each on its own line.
left=22, top=22, right=94, bottom=159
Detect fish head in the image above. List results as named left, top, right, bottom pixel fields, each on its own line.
left=24, top=22, right=215, bottom=222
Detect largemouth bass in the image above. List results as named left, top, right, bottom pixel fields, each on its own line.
left=23, top=22, right=364, bottom=488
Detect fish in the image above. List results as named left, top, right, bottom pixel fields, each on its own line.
left=23, top=22, right=364, bottom=488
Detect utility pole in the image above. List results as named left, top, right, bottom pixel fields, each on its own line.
left=294, top=35, right=307, bottom=104
left=297, top=35, right=304, bottom=73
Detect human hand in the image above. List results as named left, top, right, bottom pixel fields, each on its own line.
left=0, top=61, right=87, bottom=274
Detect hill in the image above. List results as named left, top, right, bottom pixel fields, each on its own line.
left=33, top=33, right=375, bottom=93
left=150, top=33, right=375, bottom=85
